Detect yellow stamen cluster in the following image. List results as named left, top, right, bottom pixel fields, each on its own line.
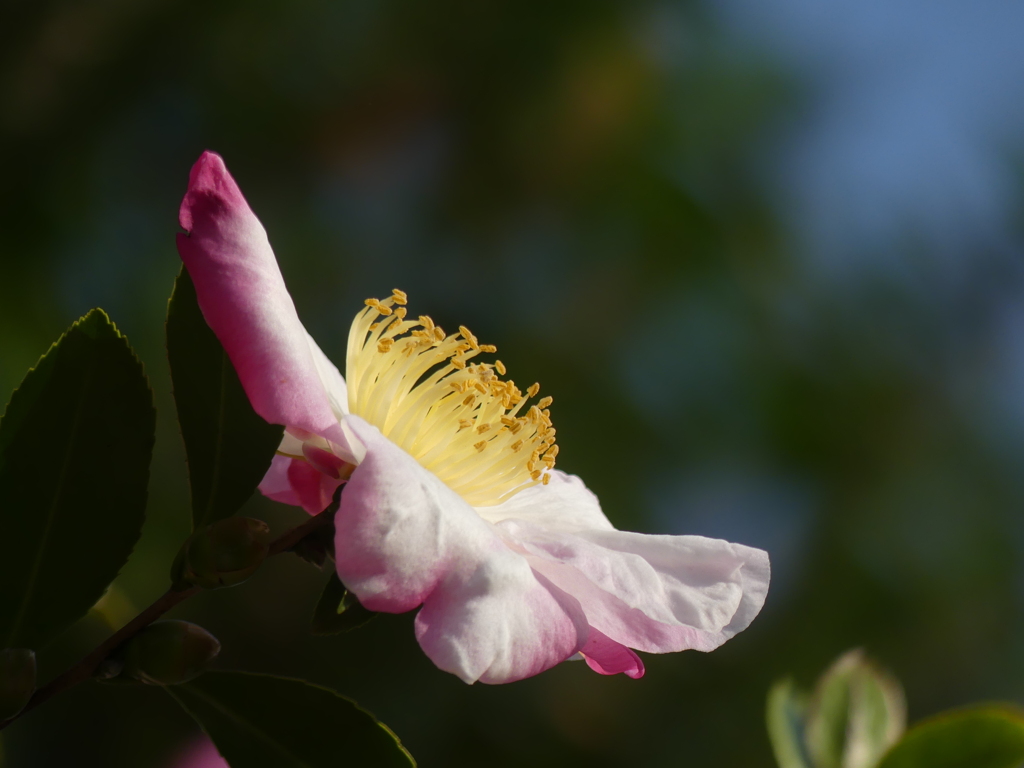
left=346, top=289, right=557, bottom=506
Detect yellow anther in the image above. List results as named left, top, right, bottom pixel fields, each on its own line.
left=347, top=289, right=560, bottom=506
left=459, top=326, right=479, bottom=349
left=364, top=298, right=392, bottom=315
left=542, top=473, right=551, bottom=485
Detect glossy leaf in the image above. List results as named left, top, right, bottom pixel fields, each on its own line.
left=767, top=678, right=812, bottom=768
left=166, top=269, right=283, bottom=529
left=311, top=573, right=377, bottom=635
left=876, top=705, right=1024, bottom=768
left=167, top=671, right=414, bottom=767
left=0, top=310, right=154, bottom=649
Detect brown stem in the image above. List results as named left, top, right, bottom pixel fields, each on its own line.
left=0, top=502, right=338, bottom=731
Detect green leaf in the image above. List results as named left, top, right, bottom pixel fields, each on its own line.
left=876, top=705, right=1024, bottom=768
left=167, top=671, right=415, bottom=767
left=0, top=648, right=36, bottom=720
left=0, top=310, right=154, bottom=650
left=311, top=573, right=377, bottom=635
left=767, top=678, right=812, bottom=768
left=166, top=269, right=284, bottom=529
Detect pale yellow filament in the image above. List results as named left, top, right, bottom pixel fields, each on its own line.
left=345, top=290, right=557, bottom=506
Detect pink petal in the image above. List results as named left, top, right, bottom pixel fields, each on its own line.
left=165, top=737, right=227, bottom=768
left=415, top=565, right=590, bottom=685
left=335, top=416, right=588, bottom=683
left=258, top=453, right=341, bottom=514
left=502, top=520, right=770, bottom=654
left=580, top=627, right=645, bottom=679
left=176, top=151, right=347, bottom=447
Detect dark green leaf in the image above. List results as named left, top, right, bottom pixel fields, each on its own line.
left=166, top=269, right=284, bottom=529
left=877, top=705, right=1024, bottom=768
left=167, top=671, right=414, bottom=767
left=311, top=573, right=377, bottom=635
left=0, top=310, right=154, bottom=650
left=0, top=648, right=36, bottom=720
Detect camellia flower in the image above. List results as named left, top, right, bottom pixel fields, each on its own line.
left=176, top=151, right=770, bottom=684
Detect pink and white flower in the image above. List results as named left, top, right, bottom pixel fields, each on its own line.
left=176, top=151, right=770, bottom=684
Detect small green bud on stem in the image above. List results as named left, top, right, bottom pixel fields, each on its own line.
left=120, top=620, right=220, bottom=685
left=0, top=648, right=36, bottom=720
left=171, top=517, right=272, bottom=590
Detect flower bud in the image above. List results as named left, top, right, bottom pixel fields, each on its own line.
left=171, top=517, right=272, bottom=590
left=805, top=649, right=906, bottom=768
left=0, top=648, right=36, bottom=720
left=121, top=620, right=220, bottom=685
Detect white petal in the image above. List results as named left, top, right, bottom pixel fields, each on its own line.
left=477, top=469, right=615, bottom=533
left=500, top=520, right=770, bottom=654
left=305, top=330, right=349, bottom=418
left=334, top=416, right=587, bottom=683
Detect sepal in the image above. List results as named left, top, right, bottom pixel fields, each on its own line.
left=120, top=620, right=220, bottom=685
left=172, top=517, right=272, bottom=590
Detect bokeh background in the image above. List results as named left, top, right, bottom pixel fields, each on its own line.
left=3, top=0, right=1024, bottom=765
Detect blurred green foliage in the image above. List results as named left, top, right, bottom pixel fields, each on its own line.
left=2, top=0, right=1024, bottom=766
